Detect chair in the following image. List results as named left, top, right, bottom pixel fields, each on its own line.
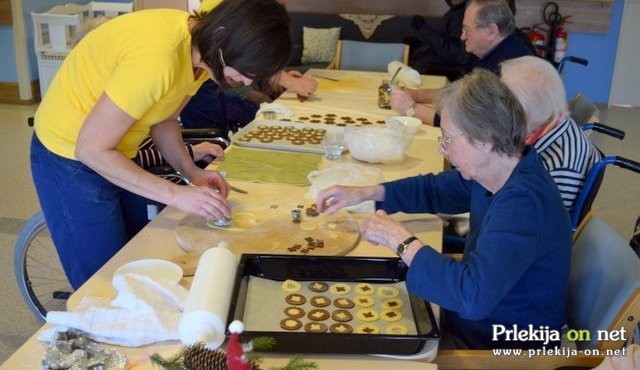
left=567, top=215, right=640, bottom=352
left=332, top=40, right=409, bottom=72
left=435, top=214, right=640, bottom=369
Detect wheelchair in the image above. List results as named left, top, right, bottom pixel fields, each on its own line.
left=14, top=127, right=228, bottom=323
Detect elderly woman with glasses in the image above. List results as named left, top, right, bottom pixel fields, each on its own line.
left=316, top=69, right=572, bottom=349
left=30, top=0, right=291, bottom=288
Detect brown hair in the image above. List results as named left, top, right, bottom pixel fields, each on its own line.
left=191, top=0, right=291, bottom=89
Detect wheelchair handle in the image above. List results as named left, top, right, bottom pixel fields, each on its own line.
left=581, top=122, right=625, bottom=140
left=614, top=156, right=640, bottom=174
left=566, top=56, right=589, bottom=66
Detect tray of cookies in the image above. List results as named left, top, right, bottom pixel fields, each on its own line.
left=231, top=119, right=341, bottom=154
left=226, top=254, right=439, bottom=355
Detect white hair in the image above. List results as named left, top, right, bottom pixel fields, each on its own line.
left=500, top=56, right=568, bottom=132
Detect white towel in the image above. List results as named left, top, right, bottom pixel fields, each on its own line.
left=39, top=273, right=188, bottom=347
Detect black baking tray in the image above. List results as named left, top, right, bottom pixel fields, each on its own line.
left=225, top=254, right=439, bottom=355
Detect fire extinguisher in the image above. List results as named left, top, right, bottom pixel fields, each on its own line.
left=553, top=22, right=569, bottom=64
left=526, top=26, right=547, bottom=58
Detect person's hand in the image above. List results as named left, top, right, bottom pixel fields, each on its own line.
left=390, top=89, right=416, bottom=116
left=169, top=172, right=231, bottom=220
left=281, top=71, right=317, bottom=97
left=361, top=210, right=413, bottom=252
left=191, top=142, right=225, bottom=163
left=316, top=185, right=382, bottom=215
left=190, top=168, right=230, bottom=198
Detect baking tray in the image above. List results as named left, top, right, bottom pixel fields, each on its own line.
left=231, top=119, right=343, bottom=154
left=226, top=254, right=439, bottom=355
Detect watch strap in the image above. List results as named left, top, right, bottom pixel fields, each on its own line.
left=396, top=236, right=418, bottom=256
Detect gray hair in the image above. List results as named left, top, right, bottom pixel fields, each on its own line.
left=471, top=0, right=516, bottom=36
left=436, top=68, right=526, bottom=156
left=500, top=56, right=568, bottom=131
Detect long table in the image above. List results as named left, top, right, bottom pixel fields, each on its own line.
left=1, top=69, right=448, bottom=370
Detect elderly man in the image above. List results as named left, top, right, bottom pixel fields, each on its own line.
left=391, top=0, right=532, bottom=125
left=501, top=56, right=601, bottom=211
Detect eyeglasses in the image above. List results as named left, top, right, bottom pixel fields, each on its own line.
left=437, top=132, right=465, bottom=150
left=217, top=48, right=226, bottom=68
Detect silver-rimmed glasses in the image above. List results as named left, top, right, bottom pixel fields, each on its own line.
left=437, top=132, right=465, bottom=150
left=217, top=48, right=226, bottom=68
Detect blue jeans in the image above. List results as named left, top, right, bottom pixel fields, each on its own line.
left=30, top=134, right=150, bottom=288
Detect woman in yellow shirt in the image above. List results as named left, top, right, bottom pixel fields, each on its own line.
left=30, top=0, right=291, bottom=288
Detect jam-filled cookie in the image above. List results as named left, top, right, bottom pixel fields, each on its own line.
left=353, top=295, right=375, bottom=308
left=308, top=281, right=329, bottom=292
left=304, top=322, right=328, bottom=333
left=380, top=309, right=403, bottom=322
left=307, top=308, right=330, bottom=321
left=283, top=306, right=305, bottom=319
left=356, top=309, right=379, bottom=322
left=285, top=293, right=307, bottom=305
left=333, top=297, right=355, bottom=309
left=356, top=324, right=380, bottom=334
left=381, top=298, right=404, bottom=310
left=331, top=309, right=353, bottom=322
left=280, top=318, right=302, bottom=331
left=310, top=295, right=331, bottom=308
left=330, top=323, right=353, bottom=334
left=329, top=283, right=351, bottom=295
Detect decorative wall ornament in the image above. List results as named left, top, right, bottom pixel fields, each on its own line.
left=339, top=14, right=394, bottom=39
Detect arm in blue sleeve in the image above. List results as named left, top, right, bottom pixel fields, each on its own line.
left=376, top=169, right=472, bottom=214
left=406, top=189, right=544, bottom=319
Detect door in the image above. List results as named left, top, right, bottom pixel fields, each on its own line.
left=609, top=0, right=640, bottom=107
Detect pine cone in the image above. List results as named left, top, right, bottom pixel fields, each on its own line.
left=183, top=346, right=227, bottom=370
left=182, top=345, right=262, bottom=370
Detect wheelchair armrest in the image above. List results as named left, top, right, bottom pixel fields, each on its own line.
left=181, top=128, right=230, bottom=149
left=581, top=122, right=625, bottom=140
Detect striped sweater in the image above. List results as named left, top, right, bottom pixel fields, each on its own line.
left=533, top=117, right=601, bottom=211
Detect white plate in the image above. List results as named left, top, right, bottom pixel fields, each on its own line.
left=114, top=259, right=183, bottom=283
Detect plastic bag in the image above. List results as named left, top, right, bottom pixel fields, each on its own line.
left=387, top=61, right=422, bottom=88
left=344, top=125, right=413, bottom=164
left=307, top=163, right=384, bottom=213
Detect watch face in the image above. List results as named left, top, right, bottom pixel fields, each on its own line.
left=396, top=244, right=406, bottom=255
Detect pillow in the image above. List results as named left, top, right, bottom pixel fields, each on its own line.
left=301, top=26, right=341, bottom=64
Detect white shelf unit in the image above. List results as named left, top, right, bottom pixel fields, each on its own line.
left=32, top=2, right=133, bottom=97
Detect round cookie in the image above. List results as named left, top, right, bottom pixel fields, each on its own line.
left=329, top=283, right=351, bottom=295
left=310, top=295, right=331, bottom=308
left=307, top=308, right=330, bottom=321
left=283, top=306, right=305, bottom=319
left=356, top=324, right=380, bottom=334
left=377, top=286, right=400, bottom=298
left=380, top=309, right=403, bottom=322
left=331, top=309, right=353, bottom=322
left=285, top=293, right=307, bottom=305
left=385, top=324, right=409, bottom=335
left=333, top=297, right=355, bottom=309
left=356, top=309, right=379, bottom=322
left=330, top=323, right=353, bottom=334
left=308, top=281, right=329, bottom=292
left=282, top=279, right=302, bottom=293
left=280, top=318, right=302, bottom=331
left=304, top=322, right=328, bottom=333
left=355, top=283, right=375, bottom=295
left=353, top=295, right=375, bottom=308
left=381, top=298, right=404, bottom=310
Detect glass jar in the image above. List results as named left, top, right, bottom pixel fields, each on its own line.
left=378, top=79, right=392, bottom=109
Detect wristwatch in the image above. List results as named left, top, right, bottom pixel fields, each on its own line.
left=405, top=103, right=417, bottom=118
left=396, top=236, right=418, bottom=256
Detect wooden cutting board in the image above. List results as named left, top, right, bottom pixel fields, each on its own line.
left=174, top=198, right=361, bottom=274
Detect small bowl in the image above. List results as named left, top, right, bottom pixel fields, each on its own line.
left=114, top=259, right=183, bottom=283
left=387, top=116, right=422, bottom=135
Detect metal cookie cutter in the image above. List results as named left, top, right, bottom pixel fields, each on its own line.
left=211, top=217, right=232, bottom=228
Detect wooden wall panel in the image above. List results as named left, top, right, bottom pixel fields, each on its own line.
left=287, top=0, right=614, bottom=34
left=0, top=0, right=12, bottom=25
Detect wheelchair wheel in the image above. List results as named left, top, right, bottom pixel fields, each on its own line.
left=13, top=211, right=73, bottom=323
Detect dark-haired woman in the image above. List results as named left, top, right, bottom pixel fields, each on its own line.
left=30, top=0, right=292, bottom=288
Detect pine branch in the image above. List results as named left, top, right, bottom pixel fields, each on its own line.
left=269, top=355, right=318, bottom=370
left=149, top=351, right=188, bottom=370
left=251, top=336, right=276, bottom=351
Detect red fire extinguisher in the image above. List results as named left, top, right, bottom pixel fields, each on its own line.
left=526, top=26, right=547, bottom=58
left=553, top=15, right=572, bottom=64
left=553, top=24, right=568, bottom=63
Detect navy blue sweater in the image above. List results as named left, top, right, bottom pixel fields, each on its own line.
left=377, top=149, right=571, bottom=348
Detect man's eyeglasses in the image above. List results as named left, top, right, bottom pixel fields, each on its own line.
left=437, top=132, right=465, bottom=150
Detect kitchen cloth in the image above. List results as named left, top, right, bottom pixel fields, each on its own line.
left=39, top=273, right=188, bottom=347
